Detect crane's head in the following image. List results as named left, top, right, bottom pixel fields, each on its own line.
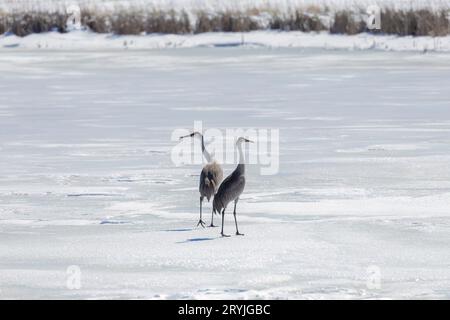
left=236, top=137, right=254, bottom=144
left=179, top=131, right=202, bottom=140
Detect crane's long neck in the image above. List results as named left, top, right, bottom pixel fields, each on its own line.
left=198, top=134, right=212, bottom=163
left=236, top=141, right=245, bottom=175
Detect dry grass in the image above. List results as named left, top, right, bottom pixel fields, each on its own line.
left=195, top=11, right=260, bottom=33
left=0, top=6, right=449, bottom=37
left=0, top=12, right=5, bottom=35
left=270, top=11, right=327, bottom=32
left=1, top=11, right=67, bottom=36
left=381, top=9, right=450, bottom=36
left=81, top=9, right=192, bottom=34
left=330, top=11, right=365, bottom=34
left=329, top=8, right=450, bottom=36
left=81, top=9, right=111, bottom=33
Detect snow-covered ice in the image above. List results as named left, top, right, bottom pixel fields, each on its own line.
left=0, top=48, right=450, bottom=299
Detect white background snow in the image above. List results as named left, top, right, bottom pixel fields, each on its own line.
left=1, top=0, right=449, bottom=11
left=0, top=46, right=450, bottom=299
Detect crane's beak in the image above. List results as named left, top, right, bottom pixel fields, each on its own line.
left=179, top=132, right=195, bottom=140
left=245, top=138, right=254, bottom=143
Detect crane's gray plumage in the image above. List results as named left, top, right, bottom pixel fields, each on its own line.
left=213, top=137, right=253, bottom=237
left=212, top=164, right=245, bottom=213
left=180, top=131, right=223, bottom=227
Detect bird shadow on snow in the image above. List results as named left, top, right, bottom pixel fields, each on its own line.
left=163, top=228, right=193, bottom=232
left=162, top=227, right=219, bottom=243
left=177, top=237, right=216, bottom=243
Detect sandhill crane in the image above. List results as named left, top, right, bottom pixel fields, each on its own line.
left=180, top=132, right=223, bottom=227
left=213, top=137, right=253, bottom=237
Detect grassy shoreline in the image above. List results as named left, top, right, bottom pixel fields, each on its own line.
left=1, top=6, right=449, bottom=37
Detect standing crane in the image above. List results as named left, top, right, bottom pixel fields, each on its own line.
left=213, top=137, right=253, bottom=237
left=180, top=132, right=223, bottom=227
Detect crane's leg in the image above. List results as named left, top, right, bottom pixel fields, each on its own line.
left=221, top=208, right=230, bottom=237
left=209, top=207, right=217, bottom=227
left=197, top=196, right=205, bottom=228
left=233, top=198, right=244, bottom=236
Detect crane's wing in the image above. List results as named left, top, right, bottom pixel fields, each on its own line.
left=214, top=172, right=245, bottom=212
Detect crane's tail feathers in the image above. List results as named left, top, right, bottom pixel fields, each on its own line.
left=212, top=199, right=220, bottom=215
left=204, top=177, right=217, bottom=189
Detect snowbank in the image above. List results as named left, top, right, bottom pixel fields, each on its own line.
left=1, top=30, right=450, bottom=52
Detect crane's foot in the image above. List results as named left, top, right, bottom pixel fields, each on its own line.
left=208, top=223, right=218, bottom=228
left=221, top=232, right=231, bottom=237
left=236, top=232, right=245, bottom=236
left=196, top=219, right=206, bottom=228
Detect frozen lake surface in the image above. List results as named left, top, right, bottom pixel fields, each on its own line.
left=1, top=48, right=450, bottom=299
